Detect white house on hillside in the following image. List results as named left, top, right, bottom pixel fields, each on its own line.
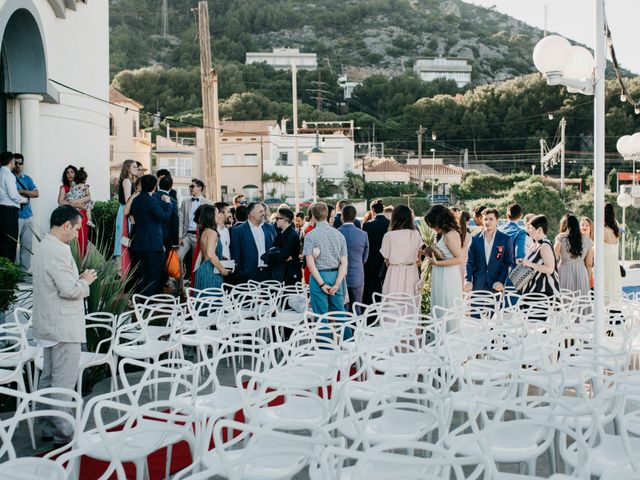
left=0, top=0, right=109, bottom=228
left=265, top=121, right=356, bottom=202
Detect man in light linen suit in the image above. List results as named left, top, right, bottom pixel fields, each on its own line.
left=32, top=205, right=97, bottom=444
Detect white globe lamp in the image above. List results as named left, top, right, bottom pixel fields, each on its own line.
left=563, top=46, right=594, bottom=81
left=533, top=35, right=573, bottom=74
left=616, top=135, right=633, bottom=157
left=630, top=132, right=640, bottom=156
left=617, top=191, right=633, bottom=209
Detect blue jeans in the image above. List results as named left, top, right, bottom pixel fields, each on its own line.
left=310, top=272, right=353, bottom=341
left=310, top=271, right=345, bottom=315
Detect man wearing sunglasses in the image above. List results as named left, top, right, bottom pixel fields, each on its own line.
left=12, top=153, right=38, bottom=272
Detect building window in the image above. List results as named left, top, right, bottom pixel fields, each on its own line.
left=221, top=185, right=228, bottom=201
left=109, top=145, right=114, bottom=163
left=132, top=119, right=137, bottom=137
left=109, top=115, right=116, bottom=136
left=222, top=154, right=236, bottom=166
left=244, top=154, right=258, bottom=165
left=276, top=152, right=289, bottom=166
left=159, top=157, right=192, bottom=178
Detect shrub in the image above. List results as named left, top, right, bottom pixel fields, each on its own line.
left=91, top=199, right=119, bottom=256
left=374, top=196, right=431, bottom=217
left=456, top=172, right=530, bottom=200
left=364, top=182, right=427, bottom=199
left=0, top=258, right=21, bottom=314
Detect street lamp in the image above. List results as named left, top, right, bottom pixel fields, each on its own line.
left=617, top=132, right=640, bottom=194
left=617, top=191, right=633, bottom=265
left=430, top=148, right=436, bottom=199
left=533, top=2, right=606, bottom=345
left=304, top=133, right=324, bottom=202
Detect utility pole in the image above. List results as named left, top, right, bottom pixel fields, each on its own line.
left=417, top=125, right=426, bottom=186
left=292, top=64, right=300, bottom=212
left=162, top=0, right=168, bottom=37
left=197, top=1, right=221, bottom=201
left=316, top=70, right=322, bottom=111
left=560, top=116, right=566, bottom=190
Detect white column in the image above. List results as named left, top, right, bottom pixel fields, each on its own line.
left=593, top=0, right=606, bottom=347
left=18, top=94, right=42, bottom=182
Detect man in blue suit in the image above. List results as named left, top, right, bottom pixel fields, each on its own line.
left=130, top=174, right=173, bottom=296
left=230, top=202, right=277, bottom=283
left=338, top=205, right=369, bottom=313
left=464, top=208, right=514, bottom=293
left=153, top=175, right=179, bottom=290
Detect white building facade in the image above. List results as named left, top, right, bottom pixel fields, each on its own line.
left=109, top=86, right=152, bottom=180
left=413, top=57, right=472, bottom=87
left=246, top=48, right=317, bottom=70
left=265, top=131, right=356, bottom=202
left=0, top=0, right=109, bottom=229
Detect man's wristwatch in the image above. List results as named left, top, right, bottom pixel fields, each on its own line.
left=318, top=282, right=325, bottom=288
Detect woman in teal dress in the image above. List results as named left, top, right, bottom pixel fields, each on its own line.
left=195, top=205, right=230, bottom=290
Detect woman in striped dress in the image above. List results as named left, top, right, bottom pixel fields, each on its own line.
left=520, top=214, right=560, bottom=299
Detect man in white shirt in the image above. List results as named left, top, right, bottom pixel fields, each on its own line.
left=230, top=202, right=277, bottom=282
left=0, top=152, right=27, bottom=262
left=215, top=201, right=232, bottom=260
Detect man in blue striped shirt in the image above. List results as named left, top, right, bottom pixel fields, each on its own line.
left=13, top=153, right=39, bottom=271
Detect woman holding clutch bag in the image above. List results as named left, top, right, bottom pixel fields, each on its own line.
left=424, top=205, right=465, bottom=318
left=194, top=205, right=229, bottom=290
left=520, top=214, right=559, bottom=298
left=380, top=205, right=424, bottom=308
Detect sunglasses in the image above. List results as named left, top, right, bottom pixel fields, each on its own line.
left=15, top=161, right=23, bottom=166
left=189, top=185, right=195, bottom=189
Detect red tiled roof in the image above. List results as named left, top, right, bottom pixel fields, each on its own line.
left=220, top=120, right=278, bottom=136
left=109, top=86, right=143, bottom=108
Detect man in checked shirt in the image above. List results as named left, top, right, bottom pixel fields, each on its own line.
left=303, top=202, right=348, bottom=315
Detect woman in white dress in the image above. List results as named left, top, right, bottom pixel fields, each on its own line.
left=604, top=203, right=623, bottom=305
left=424, top=205, right=465, bottom=319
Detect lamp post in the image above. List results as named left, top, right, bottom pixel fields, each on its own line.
left=430, top=148, right=436, bottom=199
left=304, top=133, right=324, bottom=203
left=533, top=0, right=605, bottom=346
left=617, top=191, right=633, bottom=265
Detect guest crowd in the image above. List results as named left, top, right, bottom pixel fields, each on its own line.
left=0, top=151, right=626, bottom=318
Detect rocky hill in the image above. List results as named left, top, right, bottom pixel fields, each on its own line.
left=109, top=0, right=550, bottom=84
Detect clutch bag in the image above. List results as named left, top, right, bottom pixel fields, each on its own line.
left=508, top=263, right=535, bottom=291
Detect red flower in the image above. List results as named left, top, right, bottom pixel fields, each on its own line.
left=496, top=245, right=504, bottom=259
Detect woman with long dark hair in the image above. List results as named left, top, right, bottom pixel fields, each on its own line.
left=114, top=160, right=139, bottom=274
left=604, top=202, right=622, bottom=303
left=554, top=214, right=593, bottom=296
left=380, top=205, right=424, bottom=305
left=455, top=210, right=472, bottom=284
left=425, top=205, right=465, bottom=316
left=194, top=205, right=229, bottom=290
left=580, top=216, right=595, bottom=288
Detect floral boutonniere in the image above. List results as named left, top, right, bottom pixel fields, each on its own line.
left=496, top=245, right=504, bottom=260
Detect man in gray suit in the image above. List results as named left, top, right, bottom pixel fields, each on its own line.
left=338, top=205, right=369, bottom=313
left=32, top=205, right=97, bottom=445
left=177, top=178, right=212, bottom=286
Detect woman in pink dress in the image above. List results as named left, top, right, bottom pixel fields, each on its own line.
left=57, top=165, right=90, bottom=257
left=380, top=205, right=424, bottom=304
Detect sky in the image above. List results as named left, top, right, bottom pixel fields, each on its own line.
left=462, top=0, right=639, bottom=74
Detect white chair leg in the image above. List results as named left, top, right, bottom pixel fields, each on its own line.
left=527, top=458, right=536, bottom=476
left=133, top=458, right=147, bottom=480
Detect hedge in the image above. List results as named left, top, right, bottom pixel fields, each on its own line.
left=91, top=199, right=119, bottom=255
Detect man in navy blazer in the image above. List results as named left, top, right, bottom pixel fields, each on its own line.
left=230, top=202, right=277, bottom=283
left=338, top=205, right=369, bottom=313
left=464, top=208, right=514, bottom=293
left=129, top=174, right=173, bottom=295
left=362, top=200, right=389, bottom=304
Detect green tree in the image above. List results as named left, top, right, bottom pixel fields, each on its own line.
left=340, top=172, right=365, bottom=198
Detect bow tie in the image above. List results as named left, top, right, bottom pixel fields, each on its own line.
left=191, top=197, right=200, bottom=202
